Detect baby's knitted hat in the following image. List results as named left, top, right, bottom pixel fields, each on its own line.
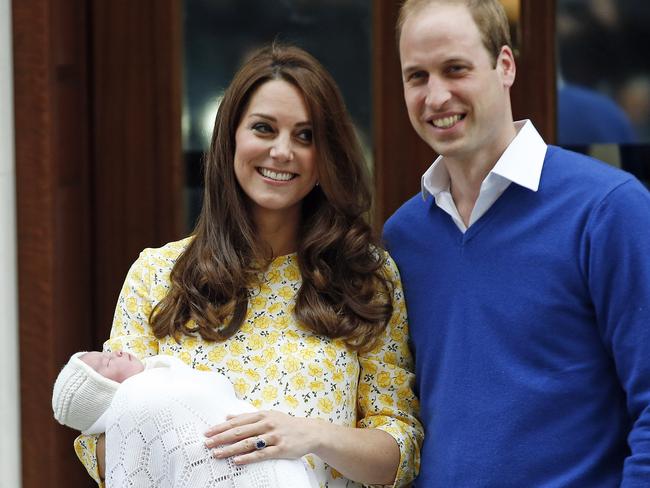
left=52, top=352, right=120, bottom=432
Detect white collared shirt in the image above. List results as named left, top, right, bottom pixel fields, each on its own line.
left=421, top=120, right=548, bottom=233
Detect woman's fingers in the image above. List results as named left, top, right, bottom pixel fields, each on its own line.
left=204, top=412, right=262, bottom=437
left=204, top=422, right=263, bottom=448
left=204, top=410, right=317, bottom=464
left=228, top=446, right=281, bottom=465
left=212, top=433, right=277, bottom=460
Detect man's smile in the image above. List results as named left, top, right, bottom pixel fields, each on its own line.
left=429, top=114, right=465, bottom=129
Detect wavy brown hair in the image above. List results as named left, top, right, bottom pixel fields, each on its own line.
left=150, top=44, right=393, bottom=350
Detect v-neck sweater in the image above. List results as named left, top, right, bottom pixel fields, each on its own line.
left=384, top=145, right=650, bottom=487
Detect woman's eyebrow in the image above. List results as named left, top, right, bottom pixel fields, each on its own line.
left=248, top=113, right=311, bottom=127
left=248, top=113, right=275, bottom=121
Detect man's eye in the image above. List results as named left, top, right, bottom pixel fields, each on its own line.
left=407, top=71, right=427, bottom=82
left=446, top=65, right=467, bottom=75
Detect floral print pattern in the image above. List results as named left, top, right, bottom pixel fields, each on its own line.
left=75, top=238, right=422, bottom=487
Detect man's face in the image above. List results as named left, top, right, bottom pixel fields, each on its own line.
left=400, top=2, right=515, bottom=163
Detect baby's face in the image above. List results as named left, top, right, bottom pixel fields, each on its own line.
left=81, top=351, right=145, bottom=383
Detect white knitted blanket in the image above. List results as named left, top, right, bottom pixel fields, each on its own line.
left=98, top=355, right=316, bottom=487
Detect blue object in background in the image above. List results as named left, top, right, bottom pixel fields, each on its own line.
left=558, top=83, right=636, bottom=146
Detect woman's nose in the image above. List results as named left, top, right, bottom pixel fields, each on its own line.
left=269, top=135, right=294, bottom=162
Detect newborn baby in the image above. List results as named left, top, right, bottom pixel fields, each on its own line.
left=52, top=350, right=316, bottom=487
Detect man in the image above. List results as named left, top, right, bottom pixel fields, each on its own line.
left=383, top=0, right=650, bottom=486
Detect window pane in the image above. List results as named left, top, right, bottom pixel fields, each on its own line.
left=557, top=0, right=650, bottom=187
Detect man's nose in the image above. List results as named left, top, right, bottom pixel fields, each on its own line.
left=425, top=77, right=452, bottom=109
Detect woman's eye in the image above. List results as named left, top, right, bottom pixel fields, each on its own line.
left=252, top=122, right=273, bottom=134
left=296, top=129, right=313, bottom=143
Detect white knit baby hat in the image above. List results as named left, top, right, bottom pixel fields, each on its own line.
left=52, top=352, right=120, bottom=432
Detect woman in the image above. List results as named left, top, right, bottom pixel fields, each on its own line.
left=75, top=44, right=422, bottom=487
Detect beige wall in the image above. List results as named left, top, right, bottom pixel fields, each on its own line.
left=0, top=0, right=21, bottom=486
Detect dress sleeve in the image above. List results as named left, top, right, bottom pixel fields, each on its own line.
left=584, top=180, right=650, bottom=486
left=357, top=253, right=423, bottom=487
left=73, top=248, right=161, bottom=485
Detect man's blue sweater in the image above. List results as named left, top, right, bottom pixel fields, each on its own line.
left=384, top=146, right=650, bottom=487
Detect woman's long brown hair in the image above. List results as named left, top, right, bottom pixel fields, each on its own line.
left=150, top=44, right=393, bottom=350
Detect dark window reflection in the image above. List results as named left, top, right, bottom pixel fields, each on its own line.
left=556, top=0, right=650, bottom=189
left=182, top=0, right=372, bottom=231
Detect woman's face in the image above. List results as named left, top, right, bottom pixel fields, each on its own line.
left=234, top=79, right=319, bottom=226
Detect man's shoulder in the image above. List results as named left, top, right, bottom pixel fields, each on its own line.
left=541, top=146, right=650, bottom=226
left=543, top=145, right=638, bottom=194
left=540, top=146, right=643, bottom=200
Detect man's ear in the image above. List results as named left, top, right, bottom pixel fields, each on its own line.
left=497, top=45, right=516, bottom=88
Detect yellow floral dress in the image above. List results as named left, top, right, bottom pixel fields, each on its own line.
left=75, top=237, right=422, bottom=487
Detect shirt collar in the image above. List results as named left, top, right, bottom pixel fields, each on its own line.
left=420, top=155, right=449, bottom=200
left=421, top=119, right=548, bottom=199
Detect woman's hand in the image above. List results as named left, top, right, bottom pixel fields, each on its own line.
left=204, top=410, right=399, bottom=484
left=204, top=410, right=324, bottom=465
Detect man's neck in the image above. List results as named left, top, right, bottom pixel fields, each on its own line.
left=444, top=125, right=518, bottom=226
left=445, top=161, right=489, bottom=227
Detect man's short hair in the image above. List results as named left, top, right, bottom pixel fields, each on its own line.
left=397, top=0, right=512, bottom=66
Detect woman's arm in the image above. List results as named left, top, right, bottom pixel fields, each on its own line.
left=354, top=254, right=423, bottom=485
left=97, top=434, right=106, bottom=480
left=205, top=411, right=400, bottom=485
left=73, top=434, right=105, bottom=486
left=310, top=420, right=400, bottom=484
